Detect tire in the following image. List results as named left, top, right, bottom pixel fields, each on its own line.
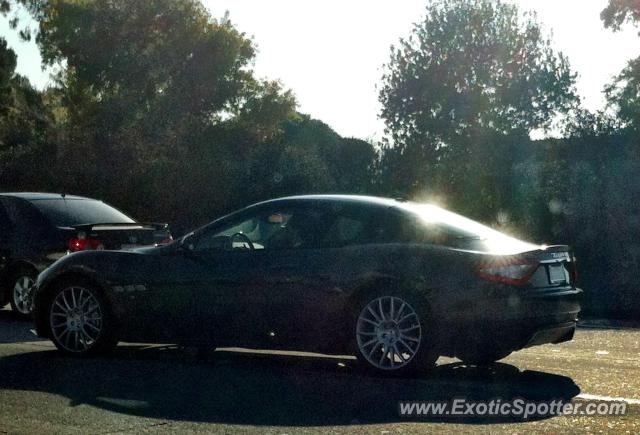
left=353, top=290, right=438, bottom=376
left=46, top=281, right=118, bottom=356
left=8, top=268, right=37, bottom=318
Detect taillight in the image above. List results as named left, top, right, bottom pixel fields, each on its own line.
left=68, top=236, right=104, bottom=252
left=570, top=255, right=578, bottom=283
left=156, top=235, right=173, bottom=246
left=476, top=257, right=538, bottom=285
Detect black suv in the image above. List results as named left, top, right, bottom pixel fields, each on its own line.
left=0, top=193, right=171, bottom=316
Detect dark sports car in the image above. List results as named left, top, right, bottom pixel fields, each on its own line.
left=33, top=195, right=581, bottom=374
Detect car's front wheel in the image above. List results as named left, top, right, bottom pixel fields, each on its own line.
left=47, top=283, right=117, bottom=356
left=9, top=269, right=37, bottom=317
left=354, top=294, right=437, bottom=375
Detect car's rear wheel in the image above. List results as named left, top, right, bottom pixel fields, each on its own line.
left=9, top=270, right=37, bottom=317
left=48, top=284, right=117, bottom=356
left=354, top=294, right=437, bottom=375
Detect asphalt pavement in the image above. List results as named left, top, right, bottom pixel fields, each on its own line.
left=0, top=308, right=638, bottom=434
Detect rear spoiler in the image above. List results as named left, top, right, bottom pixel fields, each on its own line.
left=67, top=222, right=170, bottom=232
left=61, top=222, right=173, bottom=246
left=538, top=244, right=570, bottom=253
left=520, top=244, right=574, bottom=263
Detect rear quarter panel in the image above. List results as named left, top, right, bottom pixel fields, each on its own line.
left=287, top=243, right=481, bottom=353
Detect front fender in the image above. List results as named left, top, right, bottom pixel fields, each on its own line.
left=32, top=250, right=150, bottom=338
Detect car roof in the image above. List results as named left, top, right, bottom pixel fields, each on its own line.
left=254, top=194, right=407, bottom=209
left=0, top=192, right=93, bottom=201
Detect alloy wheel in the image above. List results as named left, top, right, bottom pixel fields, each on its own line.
left=356, top=296, right=422, bottom=370
left=12, top=275, right=35, bottom=315
left=50, top=286, right=104, bottom=353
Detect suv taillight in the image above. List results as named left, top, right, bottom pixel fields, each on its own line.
left=68, top=237, right=104, bottom=252
left=476, top=257, right=538, bottom=285
left=156, top=235, right=173, bottom=245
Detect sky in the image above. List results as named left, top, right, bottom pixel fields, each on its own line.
left=1, top=0, right=639, bottom=140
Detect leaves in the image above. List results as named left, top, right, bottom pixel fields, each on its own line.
left=377, top=0, right=578, bottom=215
left=601, top=0, right=640, bottom=32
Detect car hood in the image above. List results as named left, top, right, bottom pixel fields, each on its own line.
left=36, top=248, right=156, bottom=287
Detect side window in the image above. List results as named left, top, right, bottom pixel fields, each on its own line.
left=1, top=198, right=51, bottom=241
left=1, top=198, right=22, bottom=235
left=397, top=213, right=463, bottom=246
left=324, top=215, right=366, bottom=247
left=0, top=201, right=12, bottom=242
left=322, top=207, right=403, bottom=248
left=194, top=207, right=329, bottom=252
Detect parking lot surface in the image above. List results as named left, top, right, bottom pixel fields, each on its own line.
left=0, top=309, right=638, bottom=434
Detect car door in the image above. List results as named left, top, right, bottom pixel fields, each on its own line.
left=257, top=245, right=345, bottom=350
left=252, top=204, right=349, bottom=350
left=258, top=204, right=402, bottom=351
left=0, top=202, right=12, bottom=299
left=188, top=208, right=277, bottom=346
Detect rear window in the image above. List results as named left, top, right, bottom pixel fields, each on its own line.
left=30, top=199, right=135, bottom=227
left=403, top=203, right=507, bottom=240
left=399, top=203, right=536, bottom=253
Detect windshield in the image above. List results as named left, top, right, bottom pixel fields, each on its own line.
left=30, top=198, right=135, bottom=227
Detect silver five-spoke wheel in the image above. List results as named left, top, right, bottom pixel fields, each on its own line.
left=356, top=296, right=422, bottom=370
left=50, top=286, right=104, bottom=353
left=12, top=275, right=35, bottom=315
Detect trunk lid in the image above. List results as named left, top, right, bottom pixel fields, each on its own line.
left=524, top=245, right=577, bottom=287
left=61, top=222, right=172, bottom=251
left=475, top=245, right=577, bottom=287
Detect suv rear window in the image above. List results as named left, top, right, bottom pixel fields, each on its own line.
left=29, top=199, right=135, bottom=227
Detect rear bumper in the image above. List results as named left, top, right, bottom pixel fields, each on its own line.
left=525, top=322, right=575, bottom=348
left=437, top=287, right=582, bottom=356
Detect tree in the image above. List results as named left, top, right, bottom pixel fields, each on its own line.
left=601, top=0, right=640, bottom=33
left=0, top=0, right=378, bottom=234
left=378, top=0, right=577, bottom=217
left=8, top=0, right=297, bottom=229
left=279, top=115, right=376, bottom=193
left=237, top=114, right=377, bottom=211
left=0, top=38, right=56, bottom=191
left=600, top=0, right=640, bottom=130
left=0, top=37, right=18, bottom=121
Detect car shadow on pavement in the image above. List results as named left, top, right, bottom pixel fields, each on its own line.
left=0, top=344, right=580, bottom=426
left=0, top=309, right=45, bottom=344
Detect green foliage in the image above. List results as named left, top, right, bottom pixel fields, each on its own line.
left=378, top=0, right=577, bottom=219
left=0, top=38, right=16, bottom=91
left=601, top=0, right=640, bottom=32
left=604, top=58, right=640, bottom=130
left=0, top=38, right=56, bottom=190
left=562, top=108, right=622, bottom=138
left=601, top=1, right=640, bottom=130
left=380, top=0, right=576, bottom=141
left=20, top=0, right=296, bottom=229
left=0, top=0, right=377, bottom=234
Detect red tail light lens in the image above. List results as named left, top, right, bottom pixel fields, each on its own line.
left=570, top=256, right=578, bottom=283
left=156, top=235, right=173, bottom=246
left=476, top=257, right=538, bottom=285
left=68, top=237, right=104, bottom=252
